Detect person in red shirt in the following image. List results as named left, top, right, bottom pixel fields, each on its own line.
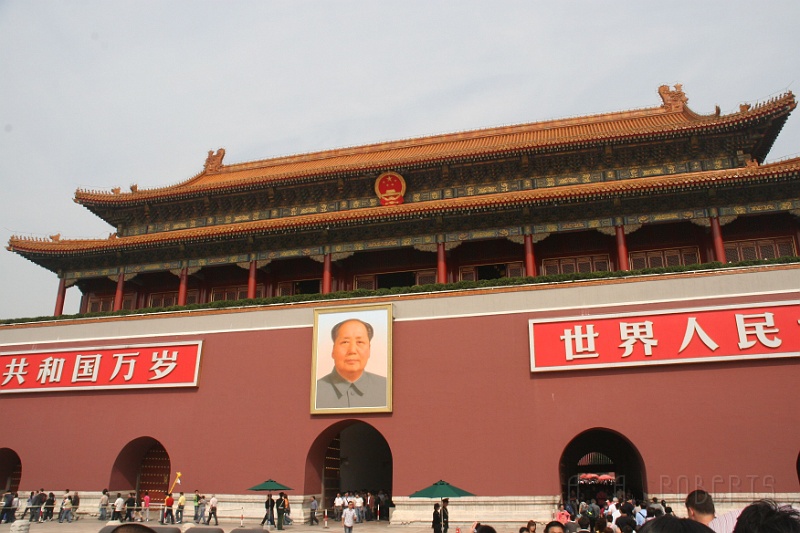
left=161, top=493, right=175, bottom=524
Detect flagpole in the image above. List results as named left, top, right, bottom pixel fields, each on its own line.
left=168, top=472, right=183, bottom=494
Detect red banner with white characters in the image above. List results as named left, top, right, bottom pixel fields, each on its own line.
left=529, top=301, right=800, bottom=372
left=0, top=341, right=202, bottom=393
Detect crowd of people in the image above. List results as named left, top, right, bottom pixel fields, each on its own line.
left=0, top=488, right=225, bottom=526
left=451, top=491, right=799, bottom=533
left=330, top=490, right=391, bottom=523
left=1, top=489, right=82, bottom=523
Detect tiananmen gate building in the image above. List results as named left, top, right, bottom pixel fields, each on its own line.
left=2, top=84, right=799, bottom=524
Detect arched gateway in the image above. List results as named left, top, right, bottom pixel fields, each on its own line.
left=110, top=437, right=171, bottom=502
left=305, top=421, right=392, bottom=513
left=0, top=448, right=21, bottom=493
left=560, top=428, right=646, bottom=503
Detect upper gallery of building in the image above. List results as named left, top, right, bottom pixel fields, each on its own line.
left=7, top=84, right=800, bottom=315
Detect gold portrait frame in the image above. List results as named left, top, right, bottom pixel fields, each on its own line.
left=311, top=303, right=393, bottom=414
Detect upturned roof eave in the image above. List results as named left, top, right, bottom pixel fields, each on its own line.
left=73, top=91, right=797, bottom=209
left=14, top=157, right=800, bottom=265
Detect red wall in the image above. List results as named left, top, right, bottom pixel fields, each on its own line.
left=2, top=302, right=799, bottom=496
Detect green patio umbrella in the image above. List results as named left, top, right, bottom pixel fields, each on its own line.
left=411, top=481, right=474, bottom=532
left=248, top=480, right=293, bottom=530
left=248, top=479, right=293, bottom=491
left=409, top=480, right=474, bottom=499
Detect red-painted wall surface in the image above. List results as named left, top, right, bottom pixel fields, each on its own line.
left=2, top=274, right=799, bottom=498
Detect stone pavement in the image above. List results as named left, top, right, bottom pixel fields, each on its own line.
left=0, top=518, right=447, bottom=533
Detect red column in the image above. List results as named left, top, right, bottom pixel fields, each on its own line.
left=437, top=242, right=447, bottom=284
left=710, top=216, right=726, bottom=262
left=247, top=260, right=257, bottom=299
left=113, top=272, right=125, bottom=311
left=524, top=234, right=537, bottom=277
left=53, top=276, right=66, bottom=317
left=322, top=253, right=332, bottom=294
left=615, top=225, right=629, bottom=271
left=177, top=267, right=188, bottom=306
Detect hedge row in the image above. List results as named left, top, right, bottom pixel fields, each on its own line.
left=2, top=255, right=798, bottom=325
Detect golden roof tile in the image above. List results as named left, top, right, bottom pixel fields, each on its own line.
left=73, top=86, right=796, bottom=205
left=13, top=156, right=800, bottom=256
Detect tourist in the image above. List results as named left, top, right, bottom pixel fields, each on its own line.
left=269, top=493, right=276, bottom=525
left=433, top=503, right=442, bottom=533
left=161, top=492, right=175, bottom=524
left=608, top=499, right=619, bottom=519
left=566, top=514, right=580, bottom=533
left=285, top=494, right=293, bottom=525
left=124, top=492, right=136, bottom=522
left=334, top=493, right=344, bottom=521
left=141, top=491, right=150, bottom=522
left=196, top=495, right=207, bottom=525
left=365, top=492, right=374, bottom=521
left=42, top=492, right=56, bottom=521
left=577, top=516, right=592, bottom=533
left=594, top=516, right=608, bottom=533
left=640, top=514, right=712, bottom=533
left=685, top=490, right=715, bottom=527
left=132, top=497, right=143, bottom=522
left=176, top=491, right=186, bottom=523
left=635, top=501, right=648, bottom=527
left=557, top=505, right=571, bottom=524
left=193, top=490, right=200, bottom=523
left=342, top=500, right=357, bottom=533
left=99, top=489, right=109, bottom=521
left=21, top=492, right=34, bottom=520
left=72, top=492, right=81, bottom=519
left=58, top=495, right=73, bottom=523
left=469, top=522, right=498, bottom=533
left=732, top=499, right=800, bottom=533
left=206, top=495, right=218, bottom=526
left=34, top=489, right=47, bottom=522
left=1, top=491, right=10, bottom=523
left=584, top=500, right=601, bottom=531
left=648, top=499, right=665, bottom=516
left=615, top=503, right=637, bottom=532
left=546, top=520, right=568, bottom=533
left=261, top=495, right=272, bottom=526
left=355, top=492, right=364, bottom=523
left=310, top=495, right=319, bottom=525
left=112, top=493, right=124, bottom=521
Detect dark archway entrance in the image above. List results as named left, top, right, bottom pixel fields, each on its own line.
left=0, top=448, right=21, bottom=492
left=305, top=421, right=392, bottom=514
left=559, top=428, right=646, bottom=503
left=110, top=437, right=170, bottom=503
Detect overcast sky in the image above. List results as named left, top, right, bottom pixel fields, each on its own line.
left=2, top=1, right=799, bottom=320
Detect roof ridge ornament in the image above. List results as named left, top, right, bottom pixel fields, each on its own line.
left=658, top=84, right=688, bottom=112
left=204, top=148, right=226, bottom=173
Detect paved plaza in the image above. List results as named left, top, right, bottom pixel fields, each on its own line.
left=0, top=518, right=477, bottom=533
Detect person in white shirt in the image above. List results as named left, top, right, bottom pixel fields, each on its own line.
left=355, top=494, right=364, bottom=523
left=206, top=495, right=218, bottom=526
left=113, top=494, right=125, bottom=521
left=342, top=501, right=357, bottom=533
left=334, top=494, right=344, bottom=522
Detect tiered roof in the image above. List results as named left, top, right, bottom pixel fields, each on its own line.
left=73, top=85, right=795, bottom=207
left=9, top=158, right=800, bottom=259
left=8, top=85, right=799, bottom=269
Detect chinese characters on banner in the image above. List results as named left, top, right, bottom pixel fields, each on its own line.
left=0, top=341, right=202, bottom=393
left=529, top=301, right=800, bottom=372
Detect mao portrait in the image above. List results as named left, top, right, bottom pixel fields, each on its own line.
left=311, top=304, right=392, bottom=414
